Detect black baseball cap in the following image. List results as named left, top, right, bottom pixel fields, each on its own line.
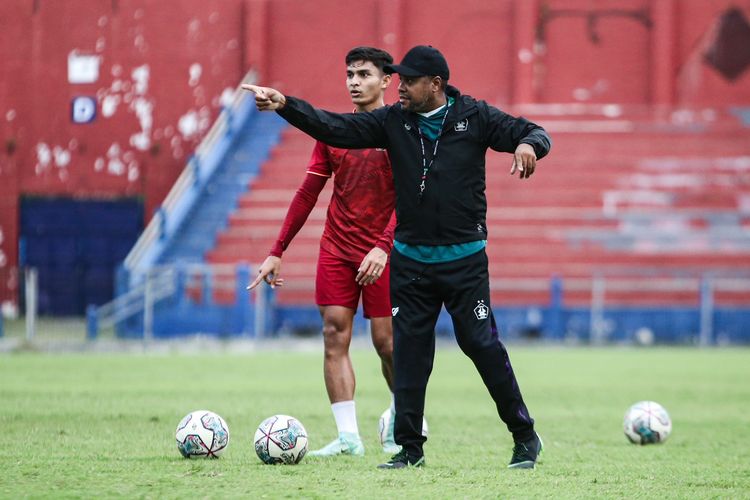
left=383, top=45, right=450, bottom=80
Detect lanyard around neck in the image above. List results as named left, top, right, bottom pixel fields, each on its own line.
left=416, top=110, right=450, bottom=204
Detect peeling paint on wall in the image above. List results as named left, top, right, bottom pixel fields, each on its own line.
left=94, top=142, right=139, bottom=182
left=34, top=142, right=74, bottom=180
left=218, top=88, right=235, bottom=108
left=106, top=143, right=125, bottom=176
left=130, top=99, right=153, bottom=150
left=164, top=62, right=218, bottom=159
left=101, top=94, right=120, bottom=117
left=129, top=65, right=153, bottom=151
left=94, top=63, right=154, bottom=177
left=572, top=80, right=610, bottom=102
left=0, top=227, right=5, bottom=268
left=188, top=18, right=201, bottom=39
left=131, top=65, right=149, bottom=95
left=35, top=143, right=51, bottom=174
left=134, top=34, right=146, bottom=52
left=189, top=63, right=202, bottom=87
left=53, top=146, right=71, bottom=168
left=177, top=107, right=211, bottom=139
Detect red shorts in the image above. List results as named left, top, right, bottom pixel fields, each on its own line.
left=315, top=247, right=391, bottom=318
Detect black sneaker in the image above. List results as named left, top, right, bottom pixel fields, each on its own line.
left=377, top=449, right=425, bottom=469
left=508, top=433, right=543, bottom=469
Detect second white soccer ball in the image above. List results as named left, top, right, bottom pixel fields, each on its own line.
left=623, top=401, right=672, bottom=445
left=378, top=407, right=428, bottom=448
left=254, top=414, right=308, bottom=464
left=175, top=410, right=230, bottom=458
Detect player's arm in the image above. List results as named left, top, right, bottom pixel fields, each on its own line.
left=242, top=84, right=388, bottom=150
left=482, top=103, right=551, bottom=180
left=356, top=211, right=396, bottom=286
left=247, top=147, right=330, bottom=289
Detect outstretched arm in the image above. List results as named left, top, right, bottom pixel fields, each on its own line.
left=242, top=84, right=388, bottom=150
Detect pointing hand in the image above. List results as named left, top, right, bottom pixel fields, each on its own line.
left=241, top=84, right=287, bottom=111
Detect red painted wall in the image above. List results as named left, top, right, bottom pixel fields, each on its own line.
left=676, top=0, right=750, bottom=105
left=2, top=0, right=749, bottom=310
left=260, top=0, right=383, bottom=108
left=538, top=0, right=653, bottom=103
left=1, top=0, right=247, bottom=309
left=399, top=0, right=516, bottom=104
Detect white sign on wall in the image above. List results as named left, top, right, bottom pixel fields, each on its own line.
left=68, top=51, right=101, bottom=84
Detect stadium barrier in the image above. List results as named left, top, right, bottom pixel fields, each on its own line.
left=0, top=265, right=17, bottom=337
left=87, top=263, right=276, bottom=339
left=86, top=263, right=750, bottom=344
left=87, top=266, right=178, bottom=340
left=24, top=268, right=38, bottom=341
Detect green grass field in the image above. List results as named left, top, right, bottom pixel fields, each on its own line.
left=1, top=345, right=749, bottom=499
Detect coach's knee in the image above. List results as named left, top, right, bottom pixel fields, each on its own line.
left=455, top=332, right=495, bottom=358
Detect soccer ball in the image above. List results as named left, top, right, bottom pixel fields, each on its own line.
left=254, top=415, right=308, bottom=464
left=175, top=410, right=230, bottom=458
left=623, top=401, right=672, bottom=445
left=378, top=408, right=428, bottom=448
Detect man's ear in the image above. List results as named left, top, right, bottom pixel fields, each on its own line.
left=431, top=76, right=442, bottom=91
left=381, top=73, right=392, bottom=89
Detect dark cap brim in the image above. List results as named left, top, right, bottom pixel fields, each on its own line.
left=383, top=64, right=425, bottom=77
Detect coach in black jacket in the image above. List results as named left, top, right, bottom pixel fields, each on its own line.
left=244, top=45, right=551, bottom=471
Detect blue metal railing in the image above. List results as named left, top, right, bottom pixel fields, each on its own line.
left=86, top=268, right=750, bottom=344
left=87, top=263, right=275, bottom=339
left=123, top=70, right=259, bottom=282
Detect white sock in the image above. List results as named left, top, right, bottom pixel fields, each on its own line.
left=390, top=393, right=396, bottom=413
left=331, top=400, right=359, bottom=436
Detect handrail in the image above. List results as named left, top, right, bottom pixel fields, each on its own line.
left=85, top=263, right=750, bottom=340
left=123, top=70, right=258, bottom=280
left=96, top=266, right=177, bottom=329
left=198, top=273, right=750, bottom=296
left=87, top=262, right=255, bottom=338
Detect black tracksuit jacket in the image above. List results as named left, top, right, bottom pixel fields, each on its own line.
left=278, top=85, right=551, bottom=246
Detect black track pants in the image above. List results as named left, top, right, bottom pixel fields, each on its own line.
left=389, top=248, right=535, bottom=458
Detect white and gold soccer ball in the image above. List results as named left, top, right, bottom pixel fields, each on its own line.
left=623, top=401, right=672, bottom=445
left=175, top=410, right=230, bottom=458
left=254, top=414, right=308, bottom=464
left=378, top=407, right=428, bottom=448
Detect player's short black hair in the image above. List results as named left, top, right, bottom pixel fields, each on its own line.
left=345, top=46, right=394, bottom=72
